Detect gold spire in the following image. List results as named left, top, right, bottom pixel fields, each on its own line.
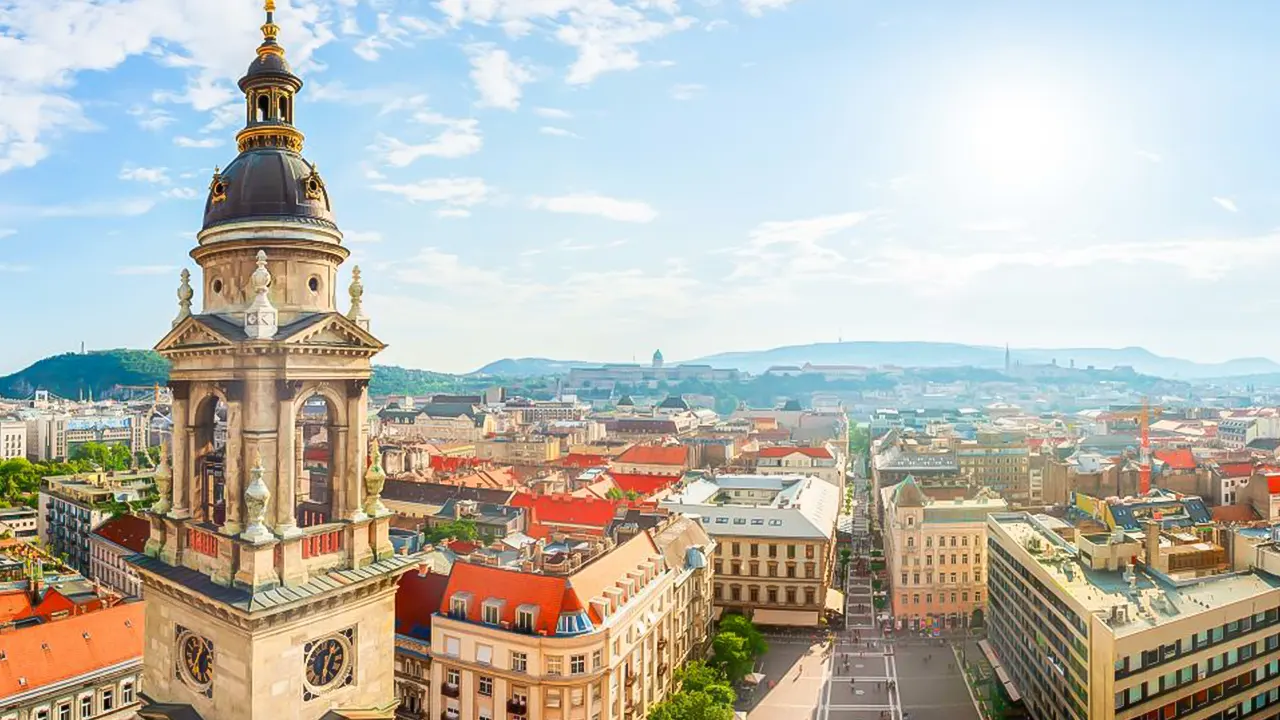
left=260, top=0, right=282, bottom=55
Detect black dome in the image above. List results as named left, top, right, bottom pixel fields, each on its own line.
left=239, top=51, right=299, bottom=89
left=202, top=148, right=335, bottom=231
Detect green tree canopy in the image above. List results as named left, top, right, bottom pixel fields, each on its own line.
left=423, top=518, right=479, bottom=545
left=647, top=689, right=735, bottom=720
left=710, top=631, right=754, bottom=683
left=718, top=613, right=768, bottom=657
left=676, top=662, right=735, bottom=705
left=71, top=442, right=134, bottom=471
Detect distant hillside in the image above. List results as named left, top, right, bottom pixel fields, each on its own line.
left=0, top=349, right=170, bottom=400
left=0, top=350, right=472, bottom=400
left=682, top=341, right=1280, bottom=379
left=470, top=357, right=594, bottom=377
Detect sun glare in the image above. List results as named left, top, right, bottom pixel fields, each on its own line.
left=955, top=86, right=1079, bottom=191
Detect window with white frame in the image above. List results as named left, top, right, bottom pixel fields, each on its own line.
left=592, top=649, right=603, bottom=670
left=570, top=654, right=586, bottom=674
left=478, top=676, right=493, bottom=696
left=34, top=708, right=50, bottom=720
left=511, top=651, right=528, bottom=673
left=445, top=668, right=460, bottom=687
left=476, top=644, right=493, bottom=665
left=121, top=680, right=135, bottom=705
left=515, top=606, right=536, bottom=632
left=101, top=689, right=114, bottom=713
left=546, top=690, right=562, bottom=708
left=80, top=696, right=93, bottom=718
left=482, top=599, right=503, bottom=625
left=445, top=636, right=460, bottom=657
left=57, top=705, right=71, bottom=720
left=547, top=656, right=563, bottom=676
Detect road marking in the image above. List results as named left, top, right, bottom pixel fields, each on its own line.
left=955, top=642, right=984, bottom=720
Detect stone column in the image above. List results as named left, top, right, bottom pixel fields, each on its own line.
left=167, top=381, right=191, bottom=520
left=345, top=379, right=369, bottom=522
left=240, top=375, right=279, bottom=534
left=275, top=380, right=302, bottom=536
left=220, top=380, right=245, bottom=536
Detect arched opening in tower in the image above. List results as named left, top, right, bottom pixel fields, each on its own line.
left=296, top=394, right=337, bottom=527
left=278, top=96, right=290, bottom=123
left=256, top=95, right=270, bottom=123
left=191, top=396, right=228, bottom=526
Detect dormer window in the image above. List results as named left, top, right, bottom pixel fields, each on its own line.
left=482, top=599, right=504, bottom=626
left=515, top=604, right=538, bottom=633
left=449, top=592, right=472, bottom=619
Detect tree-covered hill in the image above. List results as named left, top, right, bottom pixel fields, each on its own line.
left=0, top=350, right=170, bottom=400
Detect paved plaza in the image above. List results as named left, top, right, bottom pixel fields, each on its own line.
left=735, top=469, right=981, bottom=720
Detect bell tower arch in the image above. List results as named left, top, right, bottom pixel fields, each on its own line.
left=129, top=4, right=413, bottom=719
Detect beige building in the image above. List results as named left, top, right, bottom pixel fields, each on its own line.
left=881, top=476, right=1006, bottom=631
left=423, top=515, right=715, bottom=720
left=662, top=474, right=839, bottom=625
left=753, top=445, right=846, bottom=488
left=476, top=436, right=563, bottom=464
left=0, top=420, right=25, bottom=460
left=123, top=6, right=417, bottom=719
left=38, top=470, right=155, bottom=575
left=987, top=511, right=1280, bottom=720
left=956, top=428, right=1029, bottom=500
left=89, top=514, right=150, bottom=599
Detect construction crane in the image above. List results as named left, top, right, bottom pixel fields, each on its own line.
left=1102, top=399, right=1163, bottom=495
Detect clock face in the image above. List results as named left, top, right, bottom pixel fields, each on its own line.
left=176, top=629, right=214, bottom=692
left=305, top=638, right=347, bottom=688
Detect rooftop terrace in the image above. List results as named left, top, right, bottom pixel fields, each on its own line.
left=992, top=512, right=1280, bottom=638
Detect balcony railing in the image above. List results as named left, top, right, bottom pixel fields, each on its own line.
left=187, top=528, right=219, bottom=557
left=302, top=528, right=343, bottom=559
left=506, top=700, right=528, bottom=715
left=440, top=683, right=460, bottom=699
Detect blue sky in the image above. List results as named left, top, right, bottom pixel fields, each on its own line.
left=3, top=1, right=1280, bottom=374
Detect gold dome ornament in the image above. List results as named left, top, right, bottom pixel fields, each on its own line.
left=209, top=167, right=228, bottom=205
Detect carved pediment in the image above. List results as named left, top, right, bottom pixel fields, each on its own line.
left=155, top=316, right=235, bottom=353
left=281, top=313, right=385, bottom=351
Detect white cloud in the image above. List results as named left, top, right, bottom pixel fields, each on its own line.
left=730, top=212, right=871, bottom=279
left=741, top=0, right=798, bottom=16
left=669, top=83, right=705, bottom=100
left=162, top=187, right=200, bottom=200
left=174, top=135, right=223, bottom=149
left=393, top=247, right=507, bottom=288
left=529, top=194, right=657, bottom=223
left=0, top=198, right=157, bottom=219
left=467, top=45, right=534, bottom=110
left=0, top=264, right=31, bottom=273
left=0, top=229, right=16, bottom=240
left=371, top=110, right=482, bottom=166
left=114, top=265, right=179, bottom=276
left=128, top=105, right=176, bottom=131
left=119, top=166, right=171, bottom=184
left=372, top=177, right=491, bottom=210
left=1136, top=149, right=1163, bottom=163
left=438, top=0, right=694, bottom=85
left=539, top=126, right=580, bottom=138
left=535, top=107, right=572, bottom=119
left=437, top=208, right=472, bottom=219
left=1213, top=196, right=1239, bottom=213
left=345, top=230, right=384, bottom=243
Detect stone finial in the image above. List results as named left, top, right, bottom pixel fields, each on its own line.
left=347, top=265, right=370, bottom=331
left=363, top=433, right=388, bottom=517
left=173, top=269, right=193, bottom=327
left=244, top=250, right=278, bottom=340
left=241, top=454, right=274, bottom=544
left=151, top=440, right=172, bottom=514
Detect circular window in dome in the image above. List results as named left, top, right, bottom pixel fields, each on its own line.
left=308, top=276, right=320, bottom=293
left=212, top=278, right=224, bottom=294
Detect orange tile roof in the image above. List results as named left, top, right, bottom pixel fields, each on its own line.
left=91, top=514, right=150, bottom=554
left=1154, top=448, right=1197, bottom=471
left=613, top=445, right=688, bottom=467
left=0, top=586, right=104, bottom=625
left=607, top=472, right=680, bottom=497
left=757, top=446, right=832, bottom=459
left=560, top=453, right=609, bottom=469
left=510, top=493, right=619, bottom=530
left=0, top=601, right=143, bottom=698
left=440, top=563, right=572, bottom=635
left=396, top=569, right=451, bottom=640
left=568, top=532, right=659, bottom=624
left=1218, top=462, right=1255, bottom=478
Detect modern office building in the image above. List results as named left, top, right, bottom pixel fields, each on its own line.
left=37, top=471, right=154, bottom=574
left=986, top=511, right=1280, bottom=720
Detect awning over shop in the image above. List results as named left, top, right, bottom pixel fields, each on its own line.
left=977, top=639, right=1023, bottom=704
left=978, top=639, right=1000, bottom=667
left=825, top=589, right=845, bottom=613
left=751, top=609, right=820, bottom=626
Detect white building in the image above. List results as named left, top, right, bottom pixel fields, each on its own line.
left=0, top=420, right=25, bottom=460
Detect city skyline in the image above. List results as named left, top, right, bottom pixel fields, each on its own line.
left=4, top=0, right=1280, bottom=374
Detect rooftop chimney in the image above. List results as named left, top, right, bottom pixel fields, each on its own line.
left=1145, top=520, right=1161, bottom=565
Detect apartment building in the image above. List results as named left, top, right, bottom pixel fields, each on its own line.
left=425, top=515, right=715, bottom=720
left=986, top=511, right=1280, bottom=720
left=88, top=514, right=149, bottom=599
left=0, top=507, right=38, bottom=541
left=661, top=474, right=840, bottom=625
left=753, top=445, right=845, bottom=488
left=956, top=428, right=1029, bottom=499
left=882, top=476, right=1007, bottom=631
left=477, top=436, right=564, bottom=465
left=0, top=420, right=25, bottom=460
left=37, top=471, right=154, bottom=574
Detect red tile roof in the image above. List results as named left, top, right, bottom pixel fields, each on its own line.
left=395, top=569, right=451, bottom=640
left=1154, top=449, right=1197, bottom=471
left=0, top=586, right=107, bottom=625
left=1218, top=462, right=1256, bottom=479
left=91, top=514, right=150, bottom=554
left=1267, top=474, right=1280, bottom=495
left=607, top=472, right=679, bottom=497
left=431, top=455, right=484, bottom=473
left=560, top=453, right=609, bottom=469
left=613, top=445, right=688, bottom=467
left=757, top=446, right=832, bottom=459
left=510, top=493, right=618, bottom=532
left=439, top=563, right=573, bottom=635
left=0, top=601, right=143, bottom=698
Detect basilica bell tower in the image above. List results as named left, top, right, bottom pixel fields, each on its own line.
left=130, top=4, right=414, bottom=718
